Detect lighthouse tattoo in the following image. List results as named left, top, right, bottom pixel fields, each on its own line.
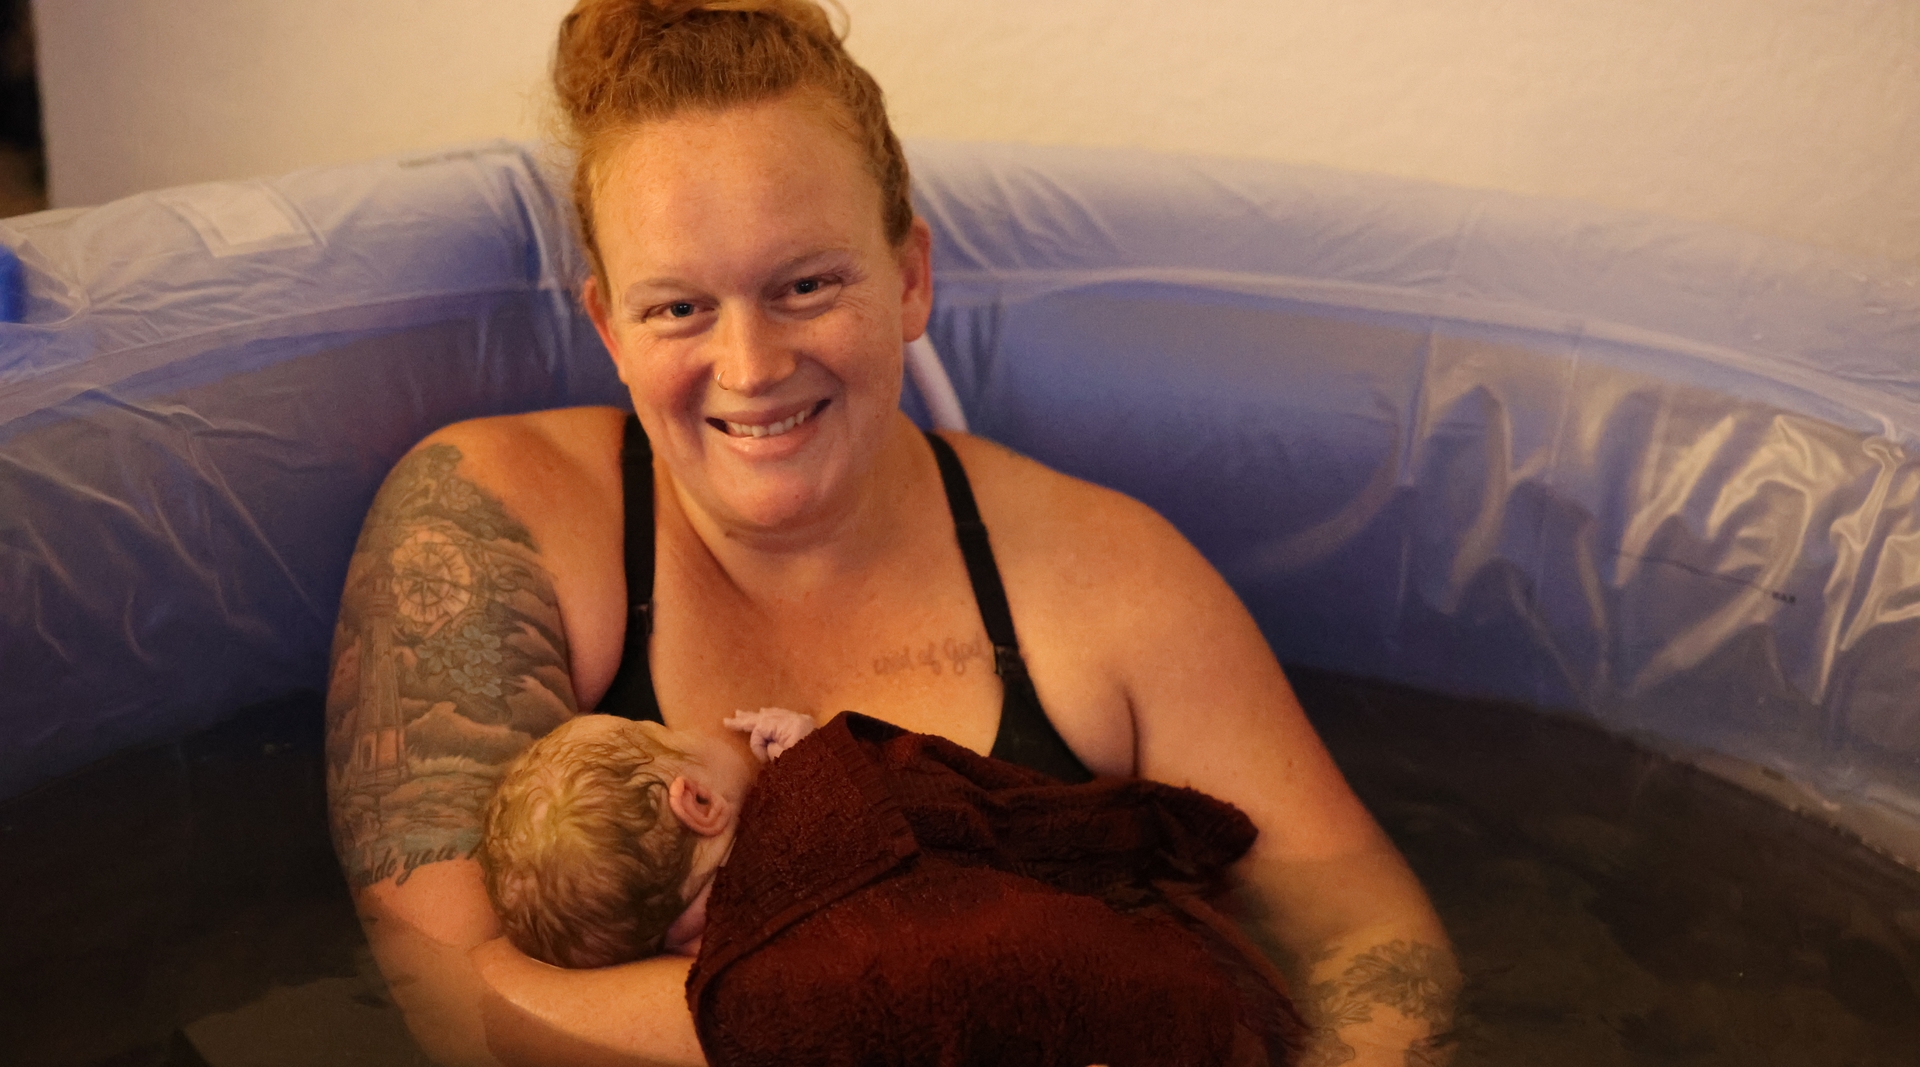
left=325, top=445, right=579, bottom=890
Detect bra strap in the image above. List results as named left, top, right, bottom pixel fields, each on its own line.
left=925, top=434, right=1027, bottom=681
left=924, top=434, right=1091, bottom=782
left=597, top=414, right=665, bottom=723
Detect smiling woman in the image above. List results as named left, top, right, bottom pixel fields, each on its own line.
left=324, top=2, right=1455, bottom=1065
left=580, top=95, right=931, bottom=539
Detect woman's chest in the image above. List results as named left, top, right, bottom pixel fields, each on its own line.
left=646, top=545, right=1012, bottom=754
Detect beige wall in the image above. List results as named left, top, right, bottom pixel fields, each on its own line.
left=34, top=0, right=575, bottom=206
left=34, top=0, right=1920, bottom=264
left=845, top=0, right=1919, bottom=266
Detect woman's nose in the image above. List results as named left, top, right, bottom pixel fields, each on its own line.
left=709, top=309, right=797, bottom=396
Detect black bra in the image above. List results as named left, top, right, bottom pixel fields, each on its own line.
left=596, top=415, right=1093, bottom=784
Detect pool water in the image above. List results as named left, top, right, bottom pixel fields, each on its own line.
left=1294, top=669, right=1920, bottom=1067
left=4, top=671, right=1917, bottom=1066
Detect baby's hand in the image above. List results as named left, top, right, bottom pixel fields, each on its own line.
left=723, top=707, right=817, bottom=763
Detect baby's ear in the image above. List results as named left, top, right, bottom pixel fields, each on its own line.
left=667, top=775, right=733, bottom=836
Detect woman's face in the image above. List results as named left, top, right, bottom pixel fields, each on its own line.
left=584, top=94, right=932, bottom=536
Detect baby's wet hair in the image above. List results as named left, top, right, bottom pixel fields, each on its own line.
left=479, top=715, right=697, bottom=968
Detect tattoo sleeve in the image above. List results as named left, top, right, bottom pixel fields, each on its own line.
left=1298, top=939, right=1462, bottom=1067
left=325, top=444, right=578, bottom=891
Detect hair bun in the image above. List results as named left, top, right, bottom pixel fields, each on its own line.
left=556, top=0, right=842, bottom=123
left=553, top=0, right=912, bottom=281
left=565, top=0, right=837, bottom=44
left=681, top=1, right=838, bottom=38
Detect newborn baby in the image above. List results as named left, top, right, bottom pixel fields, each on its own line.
left=477, top=707, right=815, bottom=967
left=480, top=709, right=1306, bottom=1066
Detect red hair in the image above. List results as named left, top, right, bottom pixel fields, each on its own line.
left=552, top=0, right=914, bottom=282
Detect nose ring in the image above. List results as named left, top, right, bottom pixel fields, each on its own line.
left=713, top=368, right=729, bottom=391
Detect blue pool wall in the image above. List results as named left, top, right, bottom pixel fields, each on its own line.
left=2, top=139, right=1916, bottom=862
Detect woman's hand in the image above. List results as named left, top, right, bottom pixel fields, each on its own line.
left=723, top=707, right=817, bottom=762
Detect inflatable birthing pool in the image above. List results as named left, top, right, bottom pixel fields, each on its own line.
left=2, top=138, right=1919, bottom=1060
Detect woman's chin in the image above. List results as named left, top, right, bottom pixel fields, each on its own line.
left=705, top=453, right=848, bottom=533
left=713, top=484, right=836, bottom=534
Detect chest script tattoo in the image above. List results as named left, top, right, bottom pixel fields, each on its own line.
left=325, top=444, right=577, bottom=890
left=871, top=633, right=991, bottom=678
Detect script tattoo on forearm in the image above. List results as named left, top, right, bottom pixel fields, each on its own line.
left=1298, top=940, right=1460, bottom=1067
left=325, top=444, right=578, bottom=890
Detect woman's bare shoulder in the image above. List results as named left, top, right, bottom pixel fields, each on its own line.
left=939, top=434, right=1278, bottom=711
left=935, top=433, right=1221, bottom=772
left=937, top=432, right=1196, bottom=594
left=404, top=405, right=628, bottom=561
left=406, top=406, right=632, bottom=698
left=932, top=443, right=1382, bottom=864
left=416, top=405, right=628, bottom=497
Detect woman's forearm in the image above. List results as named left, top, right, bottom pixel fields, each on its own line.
left=355, top=867, right=508, bottom=1067
left=1238, top=847, right=1461, bottom=1067
left=469, top=940, right=707, bottom=1067
left=354, top=862, right=705, bottom=1067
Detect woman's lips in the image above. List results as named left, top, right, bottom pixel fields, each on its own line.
left=707, top=398, right=830, bottom=439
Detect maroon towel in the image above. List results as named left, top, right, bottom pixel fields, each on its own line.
left=687, top=712, right=1304, bottom=1066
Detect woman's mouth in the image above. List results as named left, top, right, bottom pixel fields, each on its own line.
left=708, top=399, right=830, bottom=439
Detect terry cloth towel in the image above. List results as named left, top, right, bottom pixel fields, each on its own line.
left=686, top=711, right=1305, bottom=1066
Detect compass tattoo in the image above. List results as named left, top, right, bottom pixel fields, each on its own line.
left=325, top=444, right=578, bottom=890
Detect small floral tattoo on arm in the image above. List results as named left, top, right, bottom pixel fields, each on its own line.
left=1296, top=940, right=1461, bottom=1067
left=1345, top=941, right=1458, bottom=1028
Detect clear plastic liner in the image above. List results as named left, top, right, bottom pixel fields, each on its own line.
left=909, top=142, right=1920, bottom=861
left=0, top=244, right=19, bottom=322
left=0, top=143, right=627, bottom=796
left=3, top=139, right=1917, bottom=866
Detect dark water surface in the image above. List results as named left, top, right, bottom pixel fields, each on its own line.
left=4, top=670, right=1917, bottom=1065
left=1294, top=669, right=1920, bottom=1067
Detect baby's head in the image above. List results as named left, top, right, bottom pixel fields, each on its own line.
left=478, top=714, right=745, bottom=968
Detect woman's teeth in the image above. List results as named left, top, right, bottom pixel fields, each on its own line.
left=724, top=403, right=818, bottom=439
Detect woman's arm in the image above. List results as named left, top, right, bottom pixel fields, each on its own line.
left=1043, top=485, right=1460, bottom=1066
left=327, top=425, right=703, bottom=1066
left=349, top=863, right=705, bottom=1067
left=471, top=938, right=704, bottom=1067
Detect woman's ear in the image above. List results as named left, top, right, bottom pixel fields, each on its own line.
left=582, top=274, right=630, bottom=385
left=667, top=775, right=734, bottom=836
left=897, top=216, right=934, bottom=343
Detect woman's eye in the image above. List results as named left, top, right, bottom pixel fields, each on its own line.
left=641, top=300, right=705, bottom=330
left=788, top=275, right=846, bottom=300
